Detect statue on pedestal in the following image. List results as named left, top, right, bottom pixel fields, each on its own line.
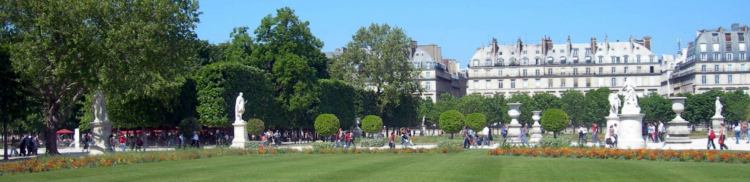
left=619, top=78, right=640, bottom=114
left=608, top=93, right=621, bottom=116
left=93, top=91, right=108, bottom=123
left=714, top=97, right=723, bottom=118
left=235, top=92, right=246, bottom=123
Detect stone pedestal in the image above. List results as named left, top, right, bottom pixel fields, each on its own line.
left=605, top=114, right=620, bottom=138
left=711, top=116, right=724, bottom=133
left=74, top=128, right=81, bottom=149
left=230, top=120, right=247, bottom=149
left=90, top=121, right=112, bottom=155
left=617, top=114, right=645, bottom=149
left=666, top=97, right=691, bottom=144
left=507, top=103, right=522, bottom=144
left=530, top=111, right=542, bottom=144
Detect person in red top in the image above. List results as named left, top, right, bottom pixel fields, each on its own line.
left=344, top=131, right=352, bottom=148
left=119, top=135, right=127, bottom=152
left=591, top=123, right=599, bottom=145
left=707, top=128, right=716, bottom=150
left=388, top=132, right=396, bottom=149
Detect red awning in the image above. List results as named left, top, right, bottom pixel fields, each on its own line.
left=56, top=129, right=74, bottom=134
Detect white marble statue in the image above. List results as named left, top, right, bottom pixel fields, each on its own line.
left=235, top=92, right=246, bottom=122
left=93, top=91, right=108, bottom=123
left=619, top=78, right=640, bottom=114
left=608, top=93, right=621, bottom=116
left=714, top=97, right=723, bottom=117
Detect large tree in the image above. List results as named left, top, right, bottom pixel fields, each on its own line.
left=683, top=90, right=723, bottom=125
left=508, top=93, right=533, bottom=125
left=638, top=92, right=673, bottom=124
left=5, top=0, right=199, bottom=154
left=251, top=7, right=327, bottom=129
left=582, top=88, right=610, bottom=126
left=330, top=23, right=418, bottom=117
left=483, top=94, right=507, bottom=125
left=561, top=90, right=586, bottom=126
left=458, top=94, right=485, bottom=115
left=531, top=92, right=562, bottom=111
left=722, top=90, right=749, bottom=124
left=314, top=79, right=356, bottom=130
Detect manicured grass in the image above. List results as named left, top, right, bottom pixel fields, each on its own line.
left=3, top=151, right=749, bottom=182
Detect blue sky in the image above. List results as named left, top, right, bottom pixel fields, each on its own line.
left=196, top=0, right=750, bottom=68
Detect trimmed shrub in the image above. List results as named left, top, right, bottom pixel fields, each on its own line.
left=246, top=118, right=265, bottom=135
left=465, top=113, right=487, bottom=131
left=357, top=138, right=387, bottom=147
left=361, top=115, right=383, bottom=134
left=314, top=114, right=340, bottom=136
left=541, top=109, right=569, bottom=138
left=538, top=137, right=571, bottom=148
left=437, top=140, right=464, bottom=153
left=439, top=110, right=464, bottom=137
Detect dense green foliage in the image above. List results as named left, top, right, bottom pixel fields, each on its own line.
left=196, top=62, right=276, bottom=127
left=582, top=88, right=611, bottom=126
left=639, top=92, right=674, bottom=124
left=531, top=93, right=562, bottom=111
left=314, top=114, right=340, bottom=136
left=464, top=113, right=487, bottom=131
left=4, top=0, right=200, bottom=154
left=315, top=79, right=357, bottom=129
left=330, top=23, right=418, bottom=117
left=508, top=94, right=533, bottom=124
left=439, top=110, right=464, bottom=136
left=541, top=109, right=569, bottom=138
left=246, top=118, right=265, bottom=136
left=361, top=115, right=384, bottom=134
left=560, top=90, right=585, bottom=126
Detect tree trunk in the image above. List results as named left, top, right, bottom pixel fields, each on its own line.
left=553, top=132, right=558, bottom=139
left=450, top=133, right=454, bottom=139
left=3, top=120, right=8, bottom=160
left=44, top=124, right=59, bottom=155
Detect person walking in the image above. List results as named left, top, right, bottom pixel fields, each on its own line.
left=577, top=125, right=587, bottom=146
left=707, top=129, right=716, bottom=150
left=335, top=128, right=343, bottom=148
left=520, top=125, right=529, bottom=147
left=591, top=123, right=599, bottom=145
left=29, top=135, right=38, bottom=155
left=735, top=124, right=742, bottom=144
left=83, top=133, right=91, bottom=152
left=19, top=135, right=27, bottom=156
left=191, top=131, right=200, bottom=148
left=462, top=127, right=470, bottom=149
left=658, top=121, right=666, bottom=142
left=10, top=137, right=18, bottom=157
left=501, top=125, right=508, bottom=144
left=119, top=134, right=127, bottom=152
left=344, top=131, right=352, bottom=149
left=719, top=131, right=729, bottom=150
left=388, top=132, right=395, bottom=149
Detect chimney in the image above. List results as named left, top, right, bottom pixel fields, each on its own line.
left=590, top=37, right=597, bottom=55
left=732, top=23, right=740, bottom=31
left=643, top=36, right=652, bottom=50
left=410, top=40, right=417, bottom=57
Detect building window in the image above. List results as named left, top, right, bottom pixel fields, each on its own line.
left=726, top=44, right=733, bottom=52
left=523, top=79, right=529, bottom=88
left=728, top=74, right=733, bottom=84
left=700, top=43, right=707, bottom=52
left=598, top=56, right=604, bottom=64
left=585, top=48, right=591, bottom=56
left=624, top=67, right=628, bottom=74
left=523, top=69, right=528, bottom=76
left=636, top=55, right=641, bottom=63
left=425, top=82, right=431, bottom=90
left=649, top=55, right=655, bottom=63
left=637, top=66, right=642, bottom=73
left=499, top=80, right=503, bottom=88
left=726, top=53, right=733, bottom=61
left=548, top=68, right=553, bottom=75
left=740, top=43, right=747, bottom=51
left=713, top=53, right=719, bottom=61
left=424, top=71, right=430, bottom=78
left=574, top=79, right=579, bottom=88
left=701, top=53, right=708, bottom=61
left=714, top=74, right=719, bottom=84
left=741, top=53, right=747, bottom=61
left=548, top=79, right=553, bottom=88
left=561, top=79, right=566, bottom=88
left=714, top=64, right=719, bottom=72
left=611, top=78, right=616, bottom=87
left=701, top=65, right=707, bottom=72
left=498, top=69, right=502, bottom=76
left=624, top=55, right=629, bottom=63
left=535, top=78, right=541, bottom=88
left=611, top=56, right=618, bottom=63
left=585, top=68, right=590, bottom=75
left=701, top=75, right=707, bottom=84
left=535, top=69, right=540, bottom=76
left=598, top=67, right=603, bottom=74
left=573, top=68, right=578, bottom=75
left=611, top=67, right=615, bottom=73
left=739, top=33, right=745, bottom=42
left=560, top=57, right=567, bottom=64
left=511, top=79, right=516, bottom=88
left=725, top=33, right=732, bottom=42
left=713, top=44, right=720, bottom=52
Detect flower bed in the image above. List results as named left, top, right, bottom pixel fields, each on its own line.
left=489, top=147, right=750, bottom=163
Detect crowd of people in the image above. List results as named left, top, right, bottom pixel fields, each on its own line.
left=7, top=135, right=40, bottom=157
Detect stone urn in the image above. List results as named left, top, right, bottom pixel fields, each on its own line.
left=666, top=97, right=691, bottom=144
left=530, top=111, right=542, bottom=144
left=507, top=103, right=522, bottom=144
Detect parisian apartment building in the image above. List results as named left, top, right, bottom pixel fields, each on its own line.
left=668, top=23, right=749, bottom=95
left=466, top=36, right=661, bottom=97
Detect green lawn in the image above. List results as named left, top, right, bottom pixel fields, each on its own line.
left=3, top=151, right=749, bottom=182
